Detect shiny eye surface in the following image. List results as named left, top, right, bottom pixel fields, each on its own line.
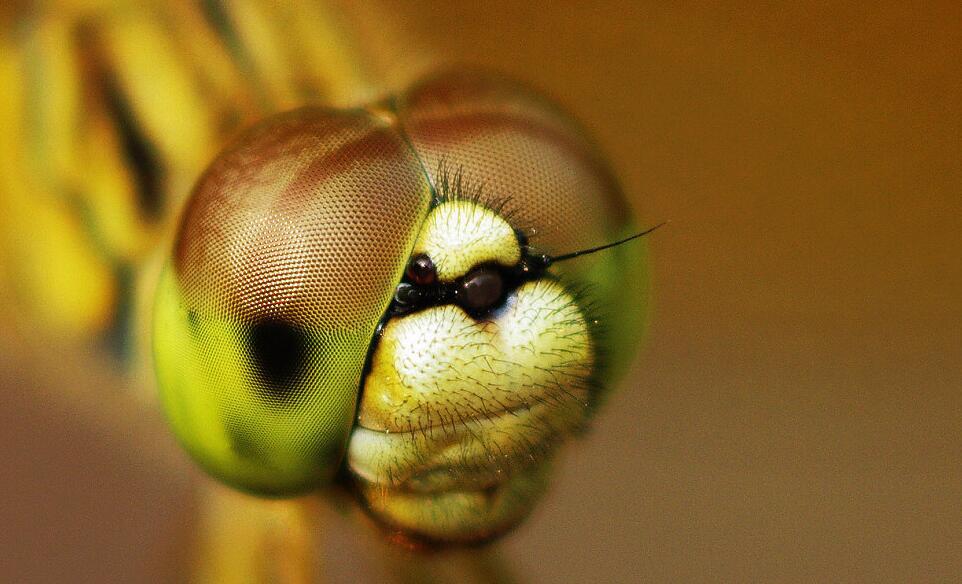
left=459, top=267, right=504, bottom=311
left=405, top=253, right=437, bottom=286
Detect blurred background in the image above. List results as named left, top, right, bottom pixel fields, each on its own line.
left=2, top=1, right=960, bottom=582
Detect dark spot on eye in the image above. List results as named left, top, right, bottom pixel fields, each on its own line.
left=226, top=422, right=262, bottom=461
left=406, top=253, right=437, bottom=286
left=248, top=319, right=309, bottom=401
left=186, top=308, right=201, bottom=336
left=459, top=268, right=504, bottom=311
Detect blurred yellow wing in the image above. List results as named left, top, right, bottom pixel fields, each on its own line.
left=0, top=0, right=381, bottom=358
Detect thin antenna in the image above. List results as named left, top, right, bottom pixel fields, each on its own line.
left=549, top=221, right=668, bottom=264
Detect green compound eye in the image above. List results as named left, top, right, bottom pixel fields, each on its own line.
left=153, top=108, right=432, bottom=495
left=153, top=70, right=649, bottom=543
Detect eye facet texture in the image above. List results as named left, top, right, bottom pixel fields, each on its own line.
left=154, top=108, right=432, bottom=495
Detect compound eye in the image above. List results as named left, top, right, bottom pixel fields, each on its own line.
left=406, top=253, right=437, bottom=286
left=152, top=108, right=433, bottom=495
left=459, top=267, right=504, bottom=311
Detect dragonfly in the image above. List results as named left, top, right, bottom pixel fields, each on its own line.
left=0, top=0, right=652, bottom=581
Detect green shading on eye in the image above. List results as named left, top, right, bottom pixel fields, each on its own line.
left=153, top=265, right=359, bottom=495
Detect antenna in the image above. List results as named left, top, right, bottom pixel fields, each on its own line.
left=548, top=221, right=668, bottom=264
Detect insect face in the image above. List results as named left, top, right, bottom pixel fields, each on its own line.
left=349, top=196, right=594, bottom=542
left=153, top=70, right=649, bottom=543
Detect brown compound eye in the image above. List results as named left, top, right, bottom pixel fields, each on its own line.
left=459, top=267, right=504, bottom=311
left=406, top=253, right=437, bottom=286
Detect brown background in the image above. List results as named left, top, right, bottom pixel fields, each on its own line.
left=2, top=1, right=961, bottom=582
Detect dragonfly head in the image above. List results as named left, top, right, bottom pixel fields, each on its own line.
left=153, top=70, right=649, bottom=544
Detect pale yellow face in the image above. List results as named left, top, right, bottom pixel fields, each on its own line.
left=409, top=200, right=522, bottom=279
left=349, top=199, right=594, bottom=542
